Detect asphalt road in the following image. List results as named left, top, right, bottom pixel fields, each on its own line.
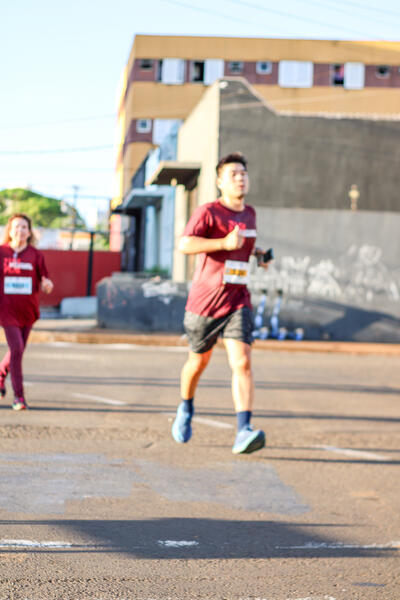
left=0, top=341, right=399, bottom=600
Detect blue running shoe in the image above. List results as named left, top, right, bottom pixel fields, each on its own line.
left=232, top=426, right=265, bottom=454
left=172, top=402, right=193, bottom=443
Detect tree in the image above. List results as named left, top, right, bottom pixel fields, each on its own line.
left=0, top=188, right=85, bottom=228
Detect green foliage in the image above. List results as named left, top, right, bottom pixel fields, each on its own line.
left=0, top=188, right=85, bottom=228
left=144, top=266, right=170, bottom=278
left=93, top=234, right=110, bottom=250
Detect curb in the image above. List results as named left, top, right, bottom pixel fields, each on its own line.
left=1, top=328, right=398, bottom=356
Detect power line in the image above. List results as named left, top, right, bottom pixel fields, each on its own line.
left=0, top=114, right=116, bottom=131
left=63, top=193, right=112, bottom=199
left=295, top=0, right=400, bottom=31
left=323, top=0, right=400, bottom=20
left=0, top=183, right=117, bottom=198
left=162, top=0, right=390, bottom=39
left=220, top=0, right=390, bottom=38
left=2, top=166, right=115, bottom=172
left=0, top=145, right=114, bottom=156
left=160, top=0, right=297, bottom=34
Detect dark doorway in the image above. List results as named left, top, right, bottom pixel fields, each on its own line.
left=122, top=208, right=146, bottom=272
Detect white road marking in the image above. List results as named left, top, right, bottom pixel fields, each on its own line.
left=0, top=538, right=110, bottom=549
left=277, top=541, right=400, bottom=550
left=193, top=416, right=233, bottom=429
left=193, top=416, right=234, bottom=429
left=1, top=538, right=199, bottom=551
left=71, top=392, right=127, bottom=406
left=32, top=353, right=92, bottom=361
left=163, top=412, right=233, bottom=429
left=42, top=342, right=75, bottom=348
left=104, top=344, right=188, bottom=353
left=0, top=539, right=73, bottom=548
left=314, top=445, right=389, bottom=461
left=289, top=597, right=336, bottom=600
left=158, top=540, right=199, bottom=548
left=41, top=342, right=188, bottom=352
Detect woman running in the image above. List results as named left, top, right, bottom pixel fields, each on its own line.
left=0, top=214, right=53, bottom=410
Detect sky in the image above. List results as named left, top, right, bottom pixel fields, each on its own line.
left=2, top=0, right=400, bottom=227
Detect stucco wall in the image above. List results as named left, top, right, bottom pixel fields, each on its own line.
left=172, top=82, right=221, bottom=281
left=131, top=35, right=400, bottom=66
left=177, top=82, right=220, bottom=206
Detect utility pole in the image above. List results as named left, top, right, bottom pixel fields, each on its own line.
left=69, top=185, right=80, bottom=249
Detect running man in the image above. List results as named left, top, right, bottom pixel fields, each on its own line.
left=0, top=214, right=54, bottom=410
left=172, top=152, right=270, bottom=454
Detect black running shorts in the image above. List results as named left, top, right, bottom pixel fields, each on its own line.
left=183, top=306, right=254, bottom=354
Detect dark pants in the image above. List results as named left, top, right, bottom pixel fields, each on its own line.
left=0, top=325, right=32, bottom=398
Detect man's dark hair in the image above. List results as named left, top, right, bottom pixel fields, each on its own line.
left=216, top=152, right=247, bottom=176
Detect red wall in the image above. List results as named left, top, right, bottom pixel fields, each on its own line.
left=39, top=249, right=121, bottom=307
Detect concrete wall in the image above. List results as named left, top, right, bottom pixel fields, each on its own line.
left=97, top=274, right=187, bottom=332
left=218, top=79, right=400, bottom=213
left=97, top=203, right=400, bottom=340
left=250, top=207, right=400, bottom=342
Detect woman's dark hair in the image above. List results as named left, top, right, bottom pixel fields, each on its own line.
left=2, top=213, right=36, bottom=246
left=216, top=152, right=247, bottom=176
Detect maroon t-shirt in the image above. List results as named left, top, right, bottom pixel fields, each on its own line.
left=0, top=244, right=48, bottom=327
left=184, top=200, right=257, bottom=318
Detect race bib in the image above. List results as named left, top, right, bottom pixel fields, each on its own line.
left=223, top=260, right=250, bottom=285
left=4, top=276, right=32, bottom=295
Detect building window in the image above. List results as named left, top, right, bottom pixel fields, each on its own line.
left=190, top=61, right=205, bottom=82
left=140, top=59, right=153, bottom=70
left=136, top=119, right=152, bottom=133
left=376, top=65, right=391, bottom=78
left=256, top=61, right=272, bottom=74
left=156, top=60, right=163, bottom=82
left=228, top=61, right=243, bottom=74
left=332, top=64, right=344, bottom=86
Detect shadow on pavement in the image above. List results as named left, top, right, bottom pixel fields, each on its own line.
left=0, top=518, right=395, bottom=559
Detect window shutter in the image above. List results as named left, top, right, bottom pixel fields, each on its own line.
left=344, top=63, right=365, bottom=89
left=278, top=61, right=313, bottom=88
left=161, top=59, right=185, bottom=84
left=204, top=59, right=225, bottom=85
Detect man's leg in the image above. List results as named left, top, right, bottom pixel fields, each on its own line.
left=173, top=348, right=213, bottom=444
left=223, top=339, right=253, bottom=412
left=224, top=338, right=265, bottom=454
left=181, top=349, right=213, bottom=400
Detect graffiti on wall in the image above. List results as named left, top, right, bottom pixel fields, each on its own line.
left=250, top=244, right=400, bottom=304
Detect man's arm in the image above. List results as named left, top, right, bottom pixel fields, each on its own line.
left=178, top=225, right=244, bottom=255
